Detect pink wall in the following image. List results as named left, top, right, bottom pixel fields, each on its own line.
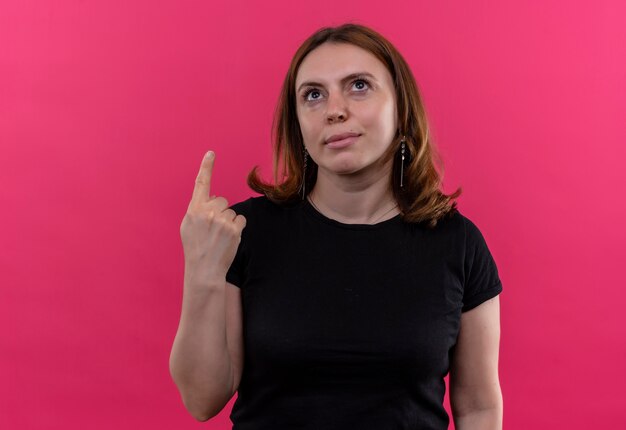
left=1, top=1, right=624, bottom=428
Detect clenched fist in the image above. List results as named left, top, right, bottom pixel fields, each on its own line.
left=180, top=151, right=247, bottom=284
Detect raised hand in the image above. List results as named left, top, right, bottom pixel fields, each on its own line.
left=180, top=151, right=247, bottom=284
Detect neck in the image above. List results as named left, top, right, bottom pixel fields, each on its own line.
left=307, top=162, right=399, bottom=224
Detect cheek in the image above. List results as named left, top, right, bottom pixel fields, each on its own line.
left=296, top=114, right=320, bottom=148
left=360, top=100, right=396, bottom=133
left=296, top=111, right=312, bottom=135
left=299, top=119, right=315, bottom=139
left=299, top=110, right=328, bottom=139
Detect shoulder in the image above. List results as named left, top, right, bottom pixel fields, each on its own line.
left=424, top=209, right=496, bottom=262
left=455, top=210, right=502, bottom=308
left=227, top=195, right=300, bottom=249
left=415, top=207, right=469, bottom=239
left=430, top=208, right=490, bottom=245
left=228, top=195, right=273, bottom=214
left=228, top=194, right=296, bottom=225
left=456, top=211, right=493, bottom=252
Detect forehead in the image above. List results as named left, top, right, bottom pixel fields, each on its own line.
left=295, top=43, right=391, bottom=87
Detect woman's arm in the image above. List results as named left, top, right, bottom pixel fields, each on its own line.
left=449, top=295, right=503, bottom=430
left=169, top=277, right=242, bottom=421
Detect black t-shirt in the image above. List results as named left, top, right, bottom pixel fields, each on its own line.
left=226, top=195, right=502, bottom=429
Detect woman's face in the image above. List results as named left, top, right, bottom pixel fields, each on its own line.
left=295, top=42, right=398, bottom=179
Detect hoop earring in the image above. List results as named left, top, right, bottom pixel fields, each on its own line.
left=300, top=146, right=308, bottom=200
left=400, top=137, right=406, bottom=188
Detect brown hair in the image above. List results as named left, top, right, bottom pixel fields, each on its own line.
left=246, top=22, right=461, bottom=228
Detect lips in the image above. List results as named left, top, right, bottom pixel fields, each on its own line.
left=325, top=132, right=361, bottom=144
left=326, top=135, right=359, bottom=149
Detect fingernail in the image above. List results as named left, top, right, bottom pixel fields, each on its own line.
left=206, top=151, right=214, bottom=159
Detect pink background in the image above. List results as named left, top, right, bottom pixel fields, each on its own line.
left=1, top=1, right=625, bottom=428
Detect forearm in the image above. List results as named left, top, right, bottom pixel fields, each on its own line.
left=169, top=276, right=234, bottom=421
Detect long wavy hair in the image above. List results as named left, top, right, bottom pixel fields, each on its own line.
left=247, top=22, right=461, bottom=228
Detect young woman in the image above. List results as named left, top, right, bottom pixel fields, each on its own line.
left=171, top=23, right=503, bottom=430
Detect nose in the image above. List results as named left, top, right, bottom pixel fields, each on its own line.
left=326, top=91, right=348, bottom=123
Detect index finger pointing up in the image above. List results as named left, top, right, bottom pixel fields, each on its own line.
left=192, top=151, right=215, bottom=203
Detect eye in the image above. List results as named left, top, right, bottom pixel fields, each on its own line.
left=352, top=78, right=370, bottom=92
left=301, top=78, right=371, bottom=103
left=302, top=88, right=321, bottom=102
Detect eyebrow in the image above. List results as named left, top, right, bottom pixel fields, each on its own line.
left=296, top=72, right=377, bottom=93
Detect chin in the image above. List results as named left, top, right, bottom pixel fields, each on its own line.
left=326, top=155, right=357, bottom=168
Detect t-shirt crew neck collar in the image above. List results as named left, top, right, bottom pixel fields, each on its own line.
left=302, top=197, right=402, bottom=230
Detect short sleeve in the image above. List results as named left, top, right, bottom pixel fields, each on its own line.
left=225, top=239, right=245, bottom=287
left=461, top=216, right=503, bottom=312
left=225, top=197, right=254, bottom=288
